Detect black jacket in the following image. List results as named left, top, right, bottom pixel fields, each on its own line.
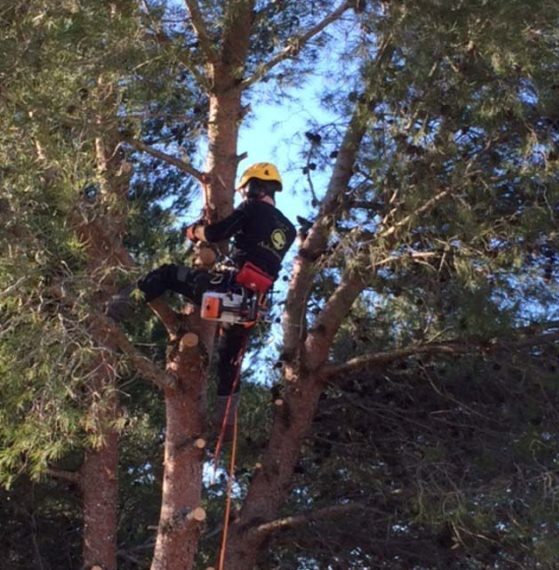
left=204, top=199, right=296, bottom=278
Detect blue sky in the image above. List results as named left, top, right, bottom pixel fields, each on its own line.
left=238, top=86, right=330, bottom=213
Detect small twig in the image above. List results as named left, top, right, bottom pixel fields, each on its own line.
left=379, top=188, right=452, bottom=240
left=241, top=1, right=353, bottom=89
left=183, top=0, right=218, bottom=63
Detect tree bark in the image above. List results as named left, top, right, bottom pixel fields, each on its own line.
left=151, top=317, right=214, bottom=570
left=224, top=275, right=365, bottom=568
left=225, top=373, right=324, bottom=569
left=81, top=360, right=120, bottom=570
left=204, top=0, right=255, bottom=220
left=79, top=76, right=133, bottom=570
left=150, top=5, right=255, bottom=568
left=224, top=101, right=369, bottom=568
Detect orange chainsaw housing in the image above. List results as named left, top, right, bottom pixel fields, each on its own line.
left=201, top=294, right=223, bottom=320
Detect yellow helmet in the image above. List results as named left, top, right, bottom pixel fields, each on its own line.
left=237, top=162, right=282, bottom=190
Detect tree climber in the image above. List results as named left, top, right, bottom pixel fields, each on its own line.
left=112, top=162, right=296, bottom=437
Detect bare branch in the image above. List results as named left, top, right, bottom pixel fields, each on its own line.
left=250, top=502, right=370, bottom=538
left=147, top=298, right=182, bottom=338
left=127, top=139, right=205, bottom=182
left=378, top=187, right=452, bottom=240
left=0, top=276, right=28, bottom=300
left=323, top=330, right=559, bottom=378
left=45, top=467, right=81, bottom=485
left=305, top=271, right=366, bottom=371
left=97, top=311, right=177, bottom=389
left=184, top=0, right=218, bottom=63
left=375, top=250, right=440, bottom=267
left=241, top=1, right=353, bottom=89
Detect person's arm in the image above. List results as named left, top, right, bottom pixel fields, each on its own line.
left=191, top=203, right=249, bottom=243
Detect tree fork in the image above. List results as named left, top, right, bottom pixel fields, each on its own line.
left=225, top=377, right=324, bottom=569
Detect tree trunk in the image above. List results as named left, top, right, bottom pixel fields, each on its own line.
left=81, top=421, right=119, bottom=570
left=151, top=319, right=214, bottom=570
left=79, top=79, right=133, bottom=568
left=225, top=374, right=324, bottom=569
left=81, top=356, right=120, bottom=570
left=205, top=85, right=244, bottom=220
left=204, top=1, right=254, bottom=218
left=149, top=7, right=255, bottom=565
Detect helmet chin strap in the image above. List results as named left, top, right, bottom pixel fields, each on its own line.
left=260, top=194, right=276, bottom=205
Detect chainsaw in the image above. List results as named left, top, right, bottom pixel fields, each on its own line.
left=201, top=290, right=267, bottom=324
left=201, top=262, right=274, bottom=324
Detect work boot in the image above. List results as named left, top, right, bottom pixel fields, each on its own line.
left=212, top=393, right=240, bottom=444
left=105, top=283, right=137, bottom=322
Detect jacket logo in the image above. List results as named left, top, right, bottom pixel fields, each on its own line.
left=271, top=229, right=287, bottom=250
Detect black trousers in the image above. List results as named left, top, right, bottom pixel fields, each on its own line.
left=138, top=263, right=249, bottom=396
left=138, top=263, right=233, bottom=304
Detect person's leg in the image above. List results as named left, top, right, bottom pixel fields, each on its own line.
left=213, top=324, right=251, bottom=440
left=106, top=264, right=213, bottom=321
left=138, top=263, right=212, bottom=303
left=215, top=324, right=250, bottom=396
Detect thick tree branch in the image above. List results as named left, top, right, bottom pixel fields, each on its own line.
left=127, top=138, right=205, bottom=182
left=305, top=271, right=367, bottom=371
left=96, top=310, right=177, bottom=389
left=283, top=105, right=367, bottom=357
left=323, top=330, right=559, bottom=378
left=184, top=0, right=218, bottom=63
left=241, top=1, right=353, bottom=89
left=147, top=298, right=183, bottom=339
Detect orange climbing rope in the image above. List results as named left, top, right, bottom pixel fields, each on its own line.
left=216, top=408, right=239, bottom=570
left=212, top=333, right=249, bottom=570
left=212, top=333, right=249, bottom=469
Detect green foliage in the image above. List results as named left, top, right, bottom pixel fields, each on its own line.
left=277, top=348, right=559, bottom=569
left=2, top=1, right=559, bottom=568
left=0, top=478, right=82, bottom=569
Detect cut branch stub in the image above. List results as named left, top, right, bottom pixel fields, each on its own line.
left=194, top=438, right=206, bottom=449
left=189, top=507, right=207, bottom=522
left=180, top=332, right=199, bottom=349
